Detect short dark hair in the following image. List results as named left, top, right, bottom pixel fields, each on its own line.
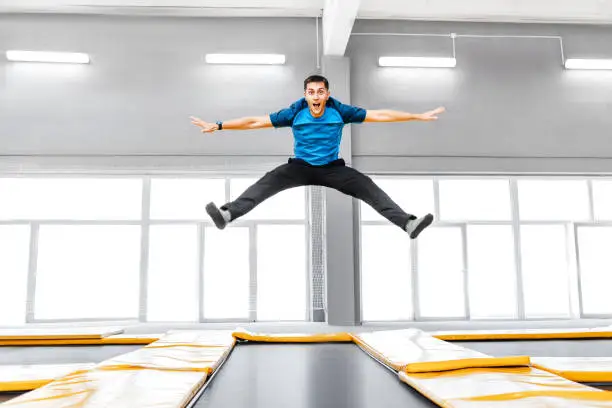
left=304, top=74, right=329, bottom=90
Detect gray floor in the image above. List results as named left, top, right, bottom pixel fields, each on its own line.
left=453, top=339, right=612, bottom=357
left=0, top=345, right=143, bottom=366
left=2, top=340, right=612, bottom=406
left=193, top=343, right=437, bottom=408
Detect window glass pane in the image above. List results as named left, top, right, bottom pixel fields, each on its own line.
left=257, top=225, right=306, bottom=321
left=417, top=227, right=465, bottom=318
left=147, top=225, right=199, bottom=322
left=35, top=225, right=141, bottom=319
left=467, top=225, right=517, bottom=319
left=0, top=226, right=30, bottom=325
left=361, top=225, right=412, bottom=321
left=150, top=178, right=225, bottom=220
left=521, top=225, right=570, bottom=318
left=577, top=227, right=612, bottom=315
left=439, top=179, right=511, bottom=221
left=230, top=178, right=305, bottom=221
left=203, top=227, right=250, bottom=319
left=592, top=180, right=612, bottom=221
left=360, top=178, right=434, bottom=222
left=0, top=178, right=142, bottom=220
left=518, top=180, right=589, bottom=221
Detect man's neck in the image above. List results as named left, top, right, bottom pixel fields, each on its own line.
left=310, top=107, right=325, bottom=118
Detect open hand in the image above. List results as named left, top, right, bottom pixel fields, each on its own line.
left=190, top=116, right=218, bottom=133
left=418, top=107, right=445, bottom=121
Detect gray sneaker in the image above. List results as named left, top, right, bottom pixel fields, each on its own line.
left=206, top=202, right=231, bottom=230
left=405, top=213, right=434, bottom=239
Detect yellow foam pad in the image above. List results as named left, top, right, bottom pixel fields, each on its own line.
left=232, top=328, right=352, bottom=343
left=0, top=364, right=95, bottom=392
left=432, top=327, right=612, bottom=341
left=532, top=357, right=612, bottom=383
left=1, top=330, right=237, bottom=407
left=351, top=329, right=530, bottom=373
left=98, top=345, right=232, bottom=374
left=153, top=330, right=237, bottom=348
left=0, top=334, right=161, bottom=347
left=0, top=327, right=124, bottom=341
left=2, top=367, right=208, bottom=408
left=399, top=367, right=612, bottom=407
left=96, top=330, right=236, bottom=374
left=102, top=334, right=161, bottom=345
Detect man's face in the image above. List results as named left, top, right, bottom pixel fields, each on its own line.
left=304, top=81, right=330, bottom=118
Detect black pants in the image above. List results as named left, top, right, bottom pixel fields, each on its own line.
left=221, top=158, right=416, bottom=230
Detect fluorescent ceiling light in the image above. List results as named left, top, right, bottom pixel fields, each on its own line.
left=564, top=58, right=612, bottom=70
left=205, top=54, right=285, bottom=65
left=379, top=56, right=456, bottom=68
left=6, top=50, right=90, bottom=64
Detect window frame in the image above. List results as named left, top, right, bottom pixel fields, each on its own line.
left=0, top=173, right=313, bottom=324
left=359, top=175, right=605, bottom=323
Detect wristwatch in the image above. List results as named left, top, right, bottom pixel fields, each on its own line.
left=216, top=121, right=223, bottom=130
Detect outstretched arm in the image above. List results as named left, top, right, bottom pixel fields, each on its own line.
left=364, top=106, right=445, bottom=123
left=190, top=115, right=272, bottom=133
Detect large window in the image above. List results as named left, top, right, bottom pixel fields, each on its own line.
left=147, top=225, right=199, bottom=322
left=417, top=226, right=465, bottom=319
left=360, top=225, right=412, bottom=321
left=0, top=175, right=310, bottom=323
left=361, top=176, right=608, bottom=321
left=467, top=225, right=517, bottom=319
left=35, top=225, right=141, bottom=320
left=203, top=227, right=250, bottom=320
left=520, top=225, right=571, bottom=318
left=0, top=226, right=30, bottom=325
left=256, top=225, right=307, bottom=321
left=439, top=179, right=511, bottom=221
left=0, top=178, right=142, bottom=220
left=576, top=226, right=612, bottom=315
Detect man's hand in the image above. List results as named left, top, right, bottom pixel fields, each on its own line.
left=190, top=116, right=218, bottom=133
left=417, top=107, right=445, bottom=121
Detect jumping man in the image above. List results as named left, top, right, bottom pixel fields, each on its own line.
left=190, top=74, right=444, bottom=239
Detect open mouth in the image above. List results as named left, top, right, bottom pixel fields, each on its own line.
left=313, top=103, right=321, bottom=109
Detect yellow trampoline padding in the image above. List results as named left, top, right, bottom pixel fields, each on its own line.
left=151, top=330, right=237, bottom=348
left=101, top=334, right=161, bottom=345
left=0, top=363, right=95, bottom=392
left=351, top=329, right=530, bottom=373
left=0, top=326, right=124, bottom=341
left=98, top=345, right=232, bottom=374
left=0, top=334, right=161, bottom=347
left=399, top=366, right=612, bottom=407
left=1, top=367, right=208, bottom=408
left=96, top=330, right=238, bottom=374
left=532, top=357, right=612, bottom=383
left=432, top=327, right=612, bottom=341
left=232, top=328, right=353, bottom=343
left=2, top=330, right=237, bottom=407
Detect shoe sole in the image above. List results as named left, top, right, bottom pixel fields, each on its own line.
left=410, top=213, right=434, bottom=239
left=206, top=202, right=227, bottom=230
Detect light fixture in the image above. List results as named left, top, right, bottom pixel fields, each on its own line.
left=564, top=58, right=612, bottom=70
left=6, top=50, right=90, bottom=64
left=378, top=56, right=456, bottom=68
left=205, top=54, right=286, bottom=65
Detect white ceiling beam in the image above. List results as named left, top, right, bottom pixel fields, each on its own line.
left=2, top=0, right=612, bottom=24
left=322, top=0, right=360, bottom=56
left=357, top=0, right=612, bottom=24
left=0, top=0, right=324, bottom=17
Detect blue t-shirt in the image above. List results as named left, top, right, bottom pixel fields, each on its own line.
left=269, top=97, right=366, bottom=165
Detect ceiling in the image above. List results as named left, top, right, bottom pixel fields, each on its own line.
left=1, top=0, right=612, bottom=24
